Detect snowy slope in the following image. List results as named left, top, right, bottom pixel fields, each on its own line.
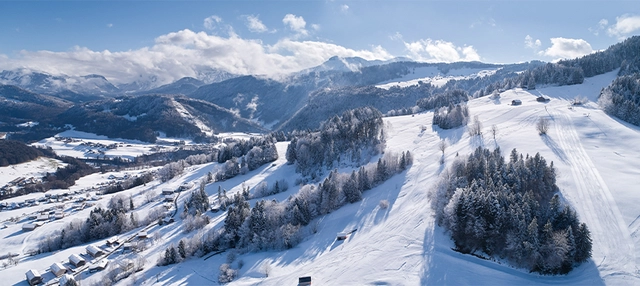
left=376, top=67, right=500, bottom=89
left=2, top=70, right=640, bottom=286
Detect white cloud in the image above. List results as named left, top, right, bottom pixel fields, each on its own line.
left=607, top=14, right=640, bottom=37
left=403, top=39, right=480, bottom=62
left=524, top=35, right=541, bottom=50
left=542, top=37, right=593, bottom=59
left=203, top=15, right=222, bottom=30
left=590, top=18, right=609, bottom=36
left=311, top=24, right=320, bottom=31
left=283, top=14, right=308, bottom=37
left=107, top=23, right=113, bottom=28
left=244, top=15, right=271, bottom=33
left=340, top=4, right=349, bottom=13
left=599, top=19, right=609, bottom=27
left=0, top=29, right=393, bottom=86
left=389, top=32, right=403, bottom=41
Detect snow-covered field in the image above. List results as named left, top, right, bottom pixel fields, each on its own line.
left=376, top=67, right=500, bottom=89
left=33, top=130, right=182, bottom=161
left=0, top=157, right=65, bottom=187
left=1, top=70, right=639, bottom=285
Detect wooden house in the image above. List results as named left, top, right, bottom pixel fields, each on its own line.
left=298, top=276, right=312, bottom=286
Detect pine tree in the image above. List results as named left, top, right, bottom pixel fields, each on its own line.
left=178, top=240, right=187, bottom=259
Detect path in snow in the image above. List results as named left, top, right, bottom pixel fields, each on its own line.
left=551, top=109, right=638, bottom=281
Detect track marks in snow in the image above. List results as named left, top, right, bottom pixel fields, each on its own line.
left=553, top=112, right=638, bottom=280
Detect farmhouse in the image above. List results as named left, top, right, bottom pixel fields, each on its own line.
left=89, top=259, right=109, bottom=272
left=25, top=269, right=42, bottom=286
left=511, top=99, right=522, bottom=106
left=50, top=262, right=67, bottom=277
left=69, top=254, right=86, bottom=267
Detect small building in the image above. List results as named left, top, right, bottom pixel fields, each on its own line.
left=36, top=213, right=49, bottom=221
left=163, top=194, right=175, bottom=202
left=336, top=232, right=348, bottom=240
left=69, top=254, right=86, bottom=267
left=162, top=217, right=174, bottom=224
left=511, top=99, right=522, bottom=106
left=50, top=262, right=67, bottom=277
left=89, top=259, right=109, bottom=272
left=22, top=223, right=37, bottom=232
left=536, top=96, right=549, bottom=102
left=54, top=211, right=65, bottom=220
left=137, top=231, right=148, bottom=239
left=86, top=244, right=104, bottom=258
left=25, top=269, right=42, bottom=286
left=59, top=274, right=76, bottom=286
left=298, top=276, right=312, bottom=286
left=162, top=189, right=174, bottom=196
left=123, top=242, right=133, bottom=251
left=106, top=237, right=120, bottom=247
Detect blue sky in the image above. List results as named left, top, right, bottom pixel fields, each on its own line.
left=1, top=1, right=639, bottom=84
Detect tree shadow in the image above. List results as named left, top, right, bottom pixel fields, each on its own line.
left=421, top=225, right=605, bottom=285
left=434, top=125, right=465, bottom=145
left=540, top=134, right=569, bottom=164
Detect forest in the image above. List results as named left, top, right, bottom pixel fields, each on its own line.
left=430, top=147, right=592, bottom=274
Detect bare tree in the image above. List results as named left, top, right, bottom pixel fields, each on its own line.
left=537, top=117, right=550, bottom=135
left=468, top=115, right=483, bottom=136
left=491, top=124, right=498, bottom=140
left=438, top=139, right=448, bottom=156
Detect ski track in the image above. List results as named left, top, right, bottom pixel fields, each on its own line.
left=552, top=109, right=638, bottom=281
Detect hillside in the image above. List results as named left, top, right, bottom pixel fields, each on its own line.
left=2, top=70, right=639, bottom=286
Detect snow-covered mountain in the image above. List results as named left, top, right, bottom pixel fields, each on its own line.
left=0, top=69, right=120, bottom=98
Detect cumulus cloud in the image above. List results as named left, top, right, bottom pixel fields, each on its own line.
left=244, top=15, right=271, bottom=33
left=542, top=37, right=593, bottom=59
left=0, top=29, right=393, bottom=86
left=283, top=14, right=308, bottom=37
left=204, top=15, right=222, bottom=30
left=404, top=39, right=480, bottom=62
left=607, top=14, right=640, bottom=38
left=524, top=35, right=541, bottom=50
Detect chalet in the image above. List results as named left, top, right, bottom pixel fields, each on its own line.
left=89, top=259, right=109, bottom=272
left=137, top=231, right=148, bottom=240
left=511, top=99, right=522, bottom=106
left=25, top=269, right=42, bottom=286
left=86, top=244, right=104, bottom=257
left=69, top=254, right=86, bottom=267
left=162, top=189, right=174, bottom=196
left=336, top=232, right=348, bottom=240
left=36, top=213, right=49, bottom=221
left=122, top=243, right=133, bottom=251
left=50, top=262, right=67, bottom=277
left=298, top=276, right=312, bottom=286
left=22, top=223, right=37, bottom=231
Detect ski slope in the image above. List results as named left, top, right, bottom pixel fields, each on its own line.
left=2, top=70, right=640, bottom=285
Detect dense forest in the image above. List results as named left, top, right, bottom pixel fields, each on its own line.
left=430, top=147, right=592, bottom=274
left=0, top=140, right=43, bottom=166
left=286, top=106, right=385, bottom=178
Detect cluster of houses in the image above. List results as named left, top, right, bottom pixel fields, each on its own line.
left=0, top=177, right=41, bottom=197
left=25, top=243, right=110, bottom=286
